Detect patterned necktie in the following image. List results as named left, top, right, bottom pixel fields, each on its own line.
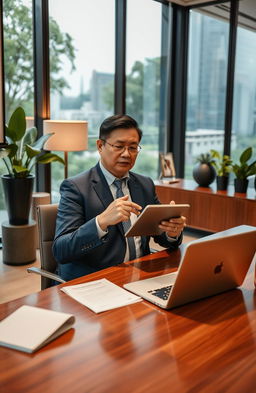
left=113, top=179, right=137, bottom=260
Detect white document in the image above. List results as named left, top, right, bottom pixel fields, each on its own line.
left=0, top=305, right=75, bottom=353
left=61, top=278, right=142, bottom=313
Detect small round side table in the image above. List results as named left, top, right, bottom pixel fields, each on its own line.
left=2, top=220, right=37, bottom=265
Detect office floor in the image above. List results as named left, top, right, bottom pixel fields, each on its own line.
left=0, top=228, right=207, bottom=305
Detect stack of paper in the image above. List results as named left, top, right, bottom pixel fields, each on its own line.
left=0, top=305, right=75, bottom=353
left=61, top=278, right=142, bottom=313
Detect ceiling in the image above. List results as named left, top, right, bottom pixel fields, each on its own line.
left=167, top=0, right=222, bottom=5
left=167, top=0, right=256, bottom=31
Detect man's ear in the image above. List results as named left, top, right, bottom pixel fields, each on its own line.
left=96, top=139, right=103, bottom=152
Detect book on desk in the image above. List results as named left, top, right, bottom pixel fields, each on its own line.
left=0, top=305, right=75, bottom=353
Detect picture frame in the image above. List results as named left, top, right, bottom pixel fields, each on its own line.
left=159, top=152, right=176, bottom=179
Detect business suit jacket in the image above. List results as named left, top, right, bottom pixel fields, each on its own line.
left=53, top=163, right=182, bottom=281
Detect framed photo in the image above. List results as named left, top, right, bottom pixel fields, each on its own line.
left=159, top=153, right=176, bottom=179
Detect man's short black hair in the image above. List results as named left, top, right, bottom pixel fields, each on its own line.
left=99, top=115, right=143, bottom=141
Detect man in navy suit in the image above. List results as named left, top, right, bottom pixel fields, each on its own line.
left=53, top=115, right=186, bottom=281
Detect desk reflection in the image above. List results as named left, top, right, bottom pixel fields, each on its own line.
left=156, top=289, right=256, bottom=389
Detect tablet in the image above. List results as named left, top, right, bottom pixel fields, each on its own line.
left=125, top=204, right=190, bottom=237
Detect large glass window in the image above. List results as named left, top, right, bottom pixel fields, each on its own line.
left=231, top=0, right=256, bottom=169
left=126, top=0, right=163, bottom=179
left=1, top=0, right=34, bottom=225
left=49, top=0, right=115, bottom=200
left=185, top=7, right=230, bottom=178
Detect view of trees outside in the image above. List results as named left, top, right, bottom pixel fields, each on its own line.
left=186, top=8, right=256, bottom=182
left=0, top=0, right=79, bottom=215
left=0, top=0, right=34, bottom=220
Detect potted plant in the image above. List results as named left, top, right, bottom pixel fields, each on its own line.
left=210, top=149, right=232, bottom=191
left=193, top=153, right=216, bottom=187
left=0, top=106, right=65, bottom=225
left=232, top=147, right=256, bottom=194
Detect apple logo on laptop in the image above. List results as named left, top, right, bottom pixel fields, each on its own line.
left=214, top=262, right=223, bottom=274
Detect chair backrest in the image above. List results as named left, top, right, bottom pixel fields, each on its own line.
left=37, top=203, right=58, bottom=289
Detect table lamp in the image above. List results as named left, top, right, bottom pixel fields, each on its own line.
left=43, top=120, right=88, bottom=178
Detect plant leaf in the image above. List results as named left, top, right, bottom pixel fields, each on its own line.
left=23, top=127, right=38, bottom=145
left=32, top=133, right=54, bottom=150
left=12, top=165, right=29, bottom=173
left=2, top=144, right=18, bottom=158
left=6, top=107, right=26, bottom=142
left=25, top=144, right=41, bottom=159
left=210, top=149, right=220, bottom=160
left=0, top=148, right=11, bottom=159
left=247, top=161, right=256, bottom=177
left=37, top=152, right=65, bottom=165
left=240, top=147, right=252, bottom=164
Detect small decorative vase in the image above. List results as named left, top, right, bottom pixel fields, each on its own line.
left=193, top=163, right=216, bottom=187
left=216, top=175, right=229, bottom=191
left=1, top=174, right=35, bottom=225
left=234, top=178, right=248, bottom=194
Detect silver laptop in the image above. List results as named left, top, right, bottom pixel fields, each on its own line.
left=123, top=225, right=256, bottom=309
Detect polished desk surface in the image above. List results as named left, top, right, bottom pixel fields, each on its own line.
left=1, top=247, right=256, bottom=393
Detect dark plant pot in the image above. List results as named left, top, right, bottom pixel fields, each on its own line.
left=1, top=174, right=34, bottom=225
left=216, top=175, right=229, bottom=191
left=193, top=163, right=216, bottom=187
left=234, top=178, right=248, bottom=194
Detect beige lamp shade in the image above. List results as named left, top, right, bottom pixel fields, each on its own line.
left=43, top=120, right=88, bottom=152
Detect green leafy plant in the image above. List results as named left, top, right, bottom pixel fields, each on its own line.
left=195, top=153, right=215, bottom=165
left=210, top=149, right=232, bottom=176
left=0, top=107, right=65, bottom=178
left=232, top=147, right=256, bottom=179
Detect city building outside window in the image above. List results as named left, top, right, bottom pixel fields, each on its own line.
left=126, top=0, right=163, bottom=180
left=231, top=0, right=256, bottom=173
left=49, top=0, right=115, bottom=201
left=185, top=7, right=230, bottom=179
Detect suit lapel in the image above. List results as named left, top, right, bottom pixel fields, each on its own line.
left=91, top=163, right=113, bottom=209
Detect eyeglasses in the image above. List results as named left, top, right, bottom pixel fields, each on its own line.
left=101, top=139, right=142, bottom=154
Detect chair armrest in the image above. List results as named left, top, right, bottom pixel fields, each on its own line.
left=27, top=267, right=66, bottom=284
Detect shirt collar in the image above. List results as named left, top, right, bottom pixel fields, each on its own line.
left=99, top=160, right=129, bottom=186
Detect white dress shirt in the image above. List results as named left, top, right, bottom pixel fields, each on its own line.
left=95, top=161, right=143, bottom=262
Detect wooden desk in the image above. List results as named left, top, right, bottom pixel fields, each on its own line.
left=1, top=248, right=256, bottom=393
left=155, top=179, right=256, bottom=232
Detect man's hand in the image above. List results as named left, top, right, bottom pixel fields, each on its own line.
left=97, top=195, right=142, bottom=231
left=158, top=200, right=186, bottom=238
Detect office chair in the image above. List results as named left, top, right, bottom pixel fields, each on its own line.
left=27, top=203, right=157, bottom=289
left=27, top=204, right=65, bottom=289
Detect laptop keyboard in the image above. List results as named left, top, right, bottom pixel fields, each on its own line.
left=148, top=285, right=173, bottom=300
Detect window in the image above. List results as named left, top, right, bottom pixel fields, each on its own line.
left=185, top=7, right=230, bottom=178
left=126, top=0, right=163, bottom=179
left=231, top=0, right=256, bottom=166
left=0, top=0, right=34, bottom=226
left=49, top=0, right=115, bottom=200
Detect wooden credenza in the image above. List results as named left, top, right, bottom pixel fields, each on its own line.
left=155, top=179, right=256, bottom=232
